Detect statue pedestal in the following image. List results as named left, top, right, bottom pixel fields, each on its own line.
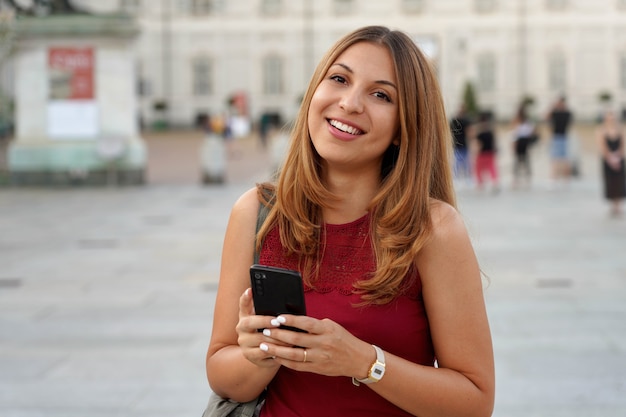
left=8, top=15, right=146, bottom=186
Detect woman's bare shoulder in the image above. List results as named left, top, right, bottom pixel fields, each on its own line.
left=428, top=199, right=462, bottom=228
left=234, top=187, right=261, bottom=211
left=227, top=187, right=262, bottom=231
left=423, top=199, right=471, bottom=250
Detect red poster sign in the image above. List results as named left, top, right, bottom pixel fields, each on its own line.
left=48, top=47, right=94, bottom=100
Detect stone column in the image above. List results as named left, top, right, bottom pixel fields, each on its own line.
left=8, top=14, right=146, bottom=186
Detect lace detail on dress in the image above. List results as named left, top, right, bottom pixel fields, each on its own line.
left=259, top=213, right=421, bottom=300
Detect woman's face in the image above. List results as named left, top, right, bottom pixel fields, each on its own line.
left=307, top=41, right=399, bottom=173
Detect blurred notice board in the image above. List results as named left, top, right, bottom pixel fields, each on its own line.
left=47, top=47, right=98, bottom=139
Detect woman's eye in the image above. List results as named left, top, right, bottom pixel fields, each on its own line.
left=373, top=91, right=391, bottom=102
left=330, top=75, right=347, bottom=84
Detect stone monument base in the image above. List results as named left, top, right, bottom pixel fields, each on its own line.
left=9, top=14, right=146, bottom=187
left=8, top=138, right=146, bottom=186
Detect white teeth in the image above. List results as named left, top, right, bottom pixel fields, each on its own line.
left=329, top=119, right=362, bottom=135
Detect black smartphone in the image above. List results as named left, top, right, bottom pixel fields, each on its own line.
left=249, top=264, right=307, bottom=332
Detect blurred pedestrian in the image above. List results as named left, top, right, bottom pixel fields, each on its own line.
left=546, top=96, right=573, bottom=187
left=212, top=111, right=240, bottom=157
left=596, top=110, right=626, bottom=217
left=450, top=104, right=473, bottom=187
left=511, top=103, right=537, bottom=189
left=473, top=111, right=499, bottom=194
left=259, top=113, right=271, bottom=149
left=210, top=112, right=226, bottom=137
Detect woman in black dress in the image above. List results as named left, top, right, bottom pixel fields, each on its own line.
left=597, top=111, right=626, bottom=217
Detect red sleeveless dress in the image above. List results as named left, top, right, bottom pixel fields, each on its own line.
left=258, top=213, right=435, bottom=417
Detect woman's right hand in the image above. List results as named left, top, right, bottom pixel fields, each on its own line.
left=236, top=288, right=284, bottom=368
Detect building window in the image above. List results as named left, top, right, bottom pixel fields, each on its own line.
left=334, top=0, right=354, bottom=14
left=192, top=57, right=213, bottom=96
left=138, top=78, right=151, bottom=97
left=120, top=0, right=141, bottom=14
left=477, top=53, right=496, bottom=92
left=475, top=0, right=497, bottom=13
left=546, top=0, right=568, bottom=11
left=263, top=55, right=283, bottom=95
left=402, top=0, right=425, bottom=14
left=548, top=52, right=566, bottom=92
left=261, top=0, right=282, bottom=16
left=175, top=0, right=189, bottom=13
left=413, top=35, right=438, bottom=60
left=191, top=0, right=222, bottom=15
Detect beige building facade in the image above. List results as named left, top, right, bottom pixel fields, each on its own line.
left=6, top=0, right=626, bottom=126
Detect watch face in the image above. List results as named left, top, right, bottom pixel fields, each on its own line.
left=371, top=363, right=385, bottom=381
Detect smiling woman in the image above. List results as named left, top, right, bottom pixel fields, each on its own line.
left=205, top=26, right=494, bottom=417
left=308, top=42, right=399, bottom=173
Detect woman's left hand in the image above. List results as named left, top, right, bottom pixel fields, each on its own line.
left=258, top=315, right=371, bottom=379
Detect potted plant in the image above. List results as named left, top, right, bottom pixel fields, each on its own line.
left=152, top=99, right=168, bottom=130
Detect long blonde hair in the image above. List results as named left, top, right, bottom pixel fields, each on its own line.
left=257, top=26, right=455, bottom=304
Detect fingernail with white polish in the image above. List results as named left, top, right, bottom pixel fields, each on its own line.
left=270, top=319, right=280, bottom=326
left=277, top=316, right=286, bottom=324
left=263, top=329, right=271, bottom=337
left=260, top=343, right=269, bottom=352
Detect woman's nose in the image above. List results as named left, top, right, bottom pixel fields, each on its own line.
left=339, top=88, right=364, bottom=114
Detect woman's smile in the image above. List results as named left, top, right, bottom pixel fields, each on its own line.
left=327, top=118, right=365, bottom=141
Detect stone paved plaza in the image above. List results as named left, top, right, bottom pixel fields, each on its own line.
left=0, top=128, right=625, bottom=416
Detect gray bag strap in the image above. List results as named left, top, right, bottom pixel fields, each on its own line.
left=253, top=201, right=270, bottom=264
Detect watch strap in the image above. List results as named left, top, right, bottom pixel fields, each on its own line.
left=352, top=344, right=385, bottom=386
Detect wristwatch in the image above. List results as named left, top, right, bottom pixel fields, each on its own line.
left=352, top=345, right=386, bottom=386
